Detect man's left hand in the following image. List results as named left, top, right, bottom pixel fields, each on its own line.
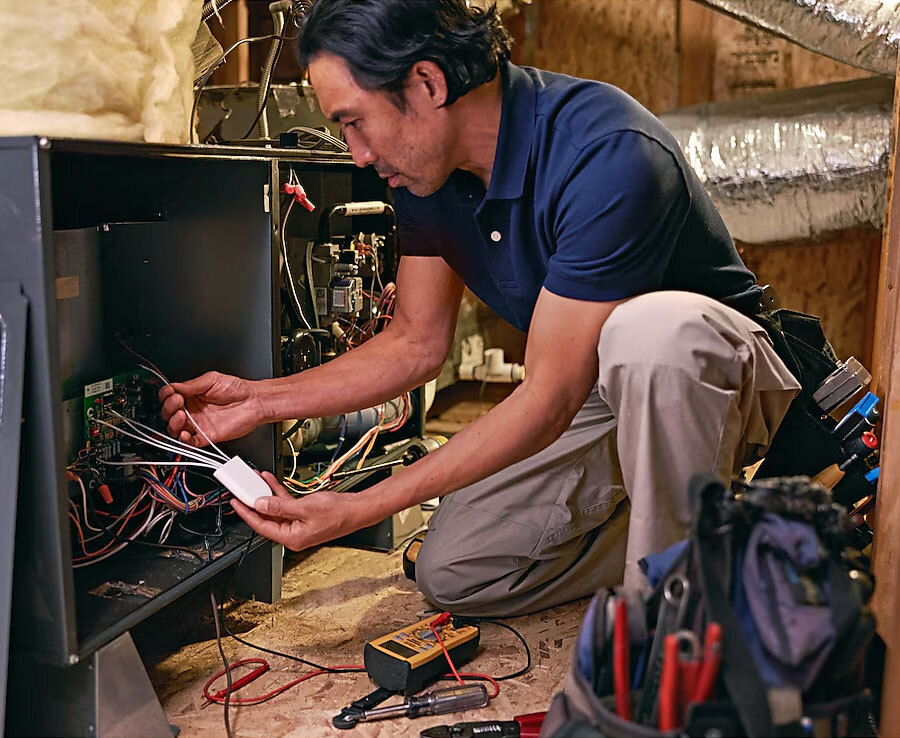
left=229, top=473, right=363, bottom=551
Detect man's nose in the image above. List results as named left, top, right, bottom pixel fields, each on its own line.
left=350, top=142, right=376, bottom=168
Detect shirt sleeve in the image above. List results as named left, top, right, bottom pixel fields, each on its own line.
left=543, top=131, right=691, bottom=302
left=393, top=186, right=441, bottom=257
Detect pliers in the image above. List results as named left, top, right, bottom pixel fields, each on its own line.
left=419, top=712, right=545, bottom=738
left=658, top=622, right=722, bottom=731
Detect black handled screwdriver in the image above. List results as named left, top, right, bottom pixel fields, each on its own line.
left=349, top=684, right=488, bottom=726
left=332, top=438, right=441, bottom=480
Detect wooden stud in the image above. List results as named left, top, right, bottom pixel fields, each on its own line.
left=871, top=49, right=900, bottom=738
left=678, top=0, right=716, bottom=107
left=209, top=0, right=250, bottom=86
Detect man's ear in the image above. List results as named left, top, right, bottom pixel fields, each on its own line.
left=407, top=60, right=449, bottom=109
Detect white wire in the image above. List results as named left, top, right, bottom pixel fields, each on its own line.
left=107, top=409, right=224, bottom=464
left=74, top=475, right=104, bottom=533
left=281, top=198, right=314, bottom=330
left=72, top=497, right=157, bottom=568
left=92, top=417, right=222, bottom=469
left=285, top=126, right=349, bottom=152
left=72, top=543, right=130, bottom=568
left=98, top=458, right=220, bottom=469
left=286, top=436, right=298, bottom=479
left=146, top=510, right=172, bottom=535
left=97, top=409, right=222, bottom=465
left=372, top=240, right=384, bottom=292
left=138, top=364, right=230, bottom=462
left=158, top=513, right=176, bottom=544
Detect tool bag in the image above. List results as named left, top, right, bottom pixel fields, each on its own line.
left=751, top=309, right=874, bottom=507
left=539, top=474, right=876, bottom=738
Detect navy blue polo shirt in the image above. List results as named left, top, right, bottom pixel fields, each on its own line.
left=392, top=63, right=762, bottom=334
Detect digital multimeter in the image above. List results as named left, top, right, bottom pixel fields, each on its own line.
left=364, top=614, right=481, bottom=695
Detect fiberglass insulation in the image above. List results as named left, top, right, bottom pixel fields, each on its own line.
left=0, top=0, right=202, bottom=143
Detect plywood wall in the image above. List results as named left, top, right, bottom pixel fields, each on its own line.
left=507, top=0, right=871, bottom=112
left=507, top=0, right=680, bottom=113
left=739, top=231, right=882, bottom=366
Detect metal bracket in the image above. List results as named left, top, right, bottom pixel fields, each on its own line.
left=8, top=632, right=174, bottom=737
left=0, top=282, right=27, bottom=733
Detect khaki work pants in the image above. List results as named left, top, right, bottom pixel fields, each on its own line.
left=416, top=291, right=801, bottom=617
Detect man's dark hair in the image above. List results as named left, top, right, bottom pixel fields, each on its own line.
left=298, top=0, right=512, bottom=108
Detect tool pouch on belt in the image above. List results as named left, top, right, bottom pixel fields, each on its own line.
left=751, top=309, right=872, bottom=507
left=539, top=475, right=877, bottom=738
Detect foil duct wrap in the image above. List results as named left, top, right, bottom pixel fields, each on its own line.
left=660, top=76, right=893, bottom=244
left=695, top=0, right=900, bottom=76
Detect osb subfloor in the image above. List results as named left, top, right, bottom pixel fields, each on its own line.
left=137, top=543, right=588, bottom=738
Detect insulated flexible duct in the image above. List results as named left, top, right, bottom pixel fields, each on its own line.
left=694, top=0, right=900, bottom=76
left=660, top=76, right=893, bottom=244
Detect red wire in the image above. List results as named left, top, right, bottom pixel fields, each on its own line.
left=69, top=512, right=89, bottom=556
left=456, top=673, right=500, bottom=700
left=203, top=663, right=364, bottom=705
left=72, top=491, right=144, bottom=560
left=202, top=665, right=500, bottom=707
left=431, top=623, right=464, bottom=685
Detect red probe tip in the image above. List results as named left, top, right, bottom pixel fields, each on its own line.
left=432, top=612, right=452, bottom=628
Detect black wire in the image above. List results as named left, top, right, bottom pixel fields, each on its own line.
left=210, top=590, right=234, bottom=738
left=240, top=33, right=285, bottom=140
left=217, top=532, right=365, bottom=674
left=482, top=620, right=532, bottom=680
left=212, top=531, right=366, bottom=670
left=221, top=618, right=366, bottom=675
left=451, top=617, right=532, bottom=681
left=281, top=419, right=304, bottom=440
left=86, top=497, right=206, bottom=562
left=191, top=30, right=299, bottom=144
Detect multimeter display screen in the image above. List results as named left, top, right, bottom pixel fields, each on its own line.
left=380, top=640, right=419, bottom=659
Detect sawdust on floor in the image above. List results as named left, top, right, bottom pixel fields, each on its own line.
left=141, top=543, right=589, bottom=738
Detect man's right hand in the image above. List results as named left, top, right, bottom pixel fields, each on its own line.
left=159, top=371, right=265, bottom=447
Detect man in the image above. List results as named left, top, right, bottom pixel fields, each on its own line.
left=161, top=0, right=800, bottom=616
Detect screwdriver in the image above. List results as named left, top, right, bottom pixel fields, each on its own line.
left=348, top=684, right=488, bottom=725
left=812, top=431, right=878, bottom=489
left=332, top=438, right=442, bottom=480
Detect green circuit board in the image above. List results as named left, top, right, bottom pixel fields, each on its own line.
left=83, top=369, right=158, bottom=460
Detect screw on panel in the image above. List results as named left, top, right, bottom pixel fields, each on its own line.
left=68, top=653, right=79, bottom=665
left=101, top=224, right=110, bottom=232
left=38, top=137, right=50, bottom=150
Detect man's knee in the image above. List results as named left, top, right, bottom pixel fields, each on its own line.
left=414, top=536, right=473, bottom=613
left=599, top=291, right=751, bottom=389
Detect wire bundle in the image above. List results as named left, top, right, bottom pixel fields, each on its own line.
left=68, top=345, right=236, bottom=566
left=337, top=282, right=397, bottom=349
left=283, top=392, right=411, bottom=494
left=68, top=472, right=158, bottom=567
left=136, top=463, right=228, bottom=516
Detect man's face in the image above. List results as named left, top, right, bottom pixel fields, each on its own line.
left=309, top=52, right=453, bottom=196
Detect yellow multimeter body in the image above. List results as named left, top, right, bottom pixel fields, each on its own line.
left=364, top=614, right=481, bottom=695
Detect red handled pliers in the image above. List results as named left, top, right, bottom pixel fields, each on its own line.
left=658, top=622, right=722, bottom=731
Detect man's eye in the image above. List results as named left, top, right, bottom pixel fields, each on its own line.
left=344, top=120, right=357, bottom=130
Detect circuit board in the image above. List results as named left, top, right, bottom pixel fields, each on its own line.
left=83, top=370, right=160, bottom=461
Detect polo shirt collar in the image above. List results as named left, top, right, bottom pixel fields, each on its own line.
left=483, top=62, right=536, bottom=202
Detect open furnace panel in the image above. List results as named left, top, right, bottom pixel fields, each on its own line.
left=0, top=139, right=420, bottom=684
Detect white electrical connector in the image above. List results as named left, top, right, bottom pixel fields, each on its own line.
left=213, top=456, right=274, bottom=508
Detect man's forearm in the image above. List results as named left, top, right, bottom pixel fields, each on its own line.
left=347, top=380, right=581, bottom=529
left=256, top=328, right=441, bottom=423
